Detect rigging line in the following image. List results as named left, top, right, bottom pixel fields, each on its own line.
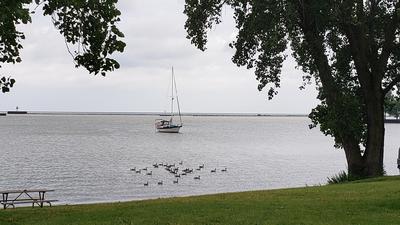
left=173, top=68, right=182, bottom=125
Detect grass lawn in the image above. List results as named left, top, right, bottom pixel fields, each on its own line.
left=1, top=176, right=400, bottom=225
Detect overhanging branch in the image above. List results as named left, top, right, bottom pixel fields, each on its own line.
left=383, top=75, right=400, bottom=95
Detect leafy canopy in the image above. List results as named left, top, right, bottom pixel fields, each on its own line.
left=0, top=0, right=125, bottom=93
left=184, top=0, right=400, bottom=149
left=385, top=92, right=400, bottom=118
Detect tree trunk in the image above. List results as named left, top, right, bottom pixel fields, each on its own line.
left=342, top=88, right=385, bottom=178
left=364, top=89, right=385, bottom=177
left=342, top=136, right=366, bottom=178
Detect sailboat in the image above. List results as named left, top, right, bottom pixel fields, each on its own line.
left=155, top=67, right=183, bottom=133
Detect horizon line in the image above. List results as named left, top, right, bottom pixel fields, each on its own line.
left=4, top=110, right=309, bottom=117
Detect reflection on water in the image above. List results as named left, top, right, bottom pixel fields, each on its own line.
left=0, top=115, right=398, bottom=204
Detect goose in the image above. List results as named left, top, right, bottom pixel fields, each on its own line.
left=175, top=174, right=181, bottom=178
left=142, top=167, right=148, bottom=171
left=153, top=164, right=159, bottom=168
left=179, top=161, right=183, bottom=165
left=194, top=176, right=200, bottom=180
left=130, top=168, right=136, bottom=171
left=173, top=179, right=179, bottom=184
left=157, top=181, right=163, bottom=185
left=183, top=168, right=193, bottom=173
left=199, top=164, right=204, bottom=169
left=144, top=181, right=149, bottom=186
left=135, top=170, right=142, bottom=174
left=221, top=167, right=227, bottom=172
left=211, top=168, right=216, bottom=173
left=146, top=171, right=152, bottom=176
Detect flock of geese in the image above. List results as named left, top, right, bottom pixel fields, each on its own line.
left=130, top=161, right=227, bottom=186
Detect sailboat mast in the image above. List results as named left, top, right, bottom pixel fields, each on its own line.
left=171, top=67, right=174, bottom=120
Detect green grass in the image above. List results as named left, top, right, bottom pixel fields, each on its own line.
left=1, top=176, right=400, bottom=225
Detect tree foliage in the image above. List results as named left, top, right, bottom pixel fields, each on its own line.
left=385, top=92, right=400, bottom=119
left=184, top=0, right=400, bottom=177
left=0, top=0, right=125, bottom=93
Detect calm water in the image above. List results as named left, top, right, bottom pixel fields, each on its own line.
left=0, top=115, right=399, bottom=204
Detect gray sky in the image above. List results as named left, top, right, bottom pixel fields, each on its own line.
left=1, top=0, right=319, bottom=114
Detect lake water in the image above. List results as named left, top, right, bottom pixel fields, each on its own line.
left=0, top=115, right=399, bottom=204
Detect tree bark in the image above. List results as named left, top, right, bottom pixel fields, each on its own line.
left=341, top=104, right=385, bottom=178
left=342, top=85, right=385, bottom=178
left=364, top=87, right=385, bottom=176
left=342, top=136, right=366, bottom=177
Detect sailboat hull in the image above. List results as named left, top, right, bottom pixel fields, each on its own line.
left=157, top=126, right=181, bottom=133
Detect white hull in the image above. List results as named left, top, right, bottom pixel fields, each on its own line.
left=157, top=126, right=181, bottom=133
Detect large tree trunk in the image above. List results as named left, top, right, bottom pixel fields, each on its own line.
left=364, top=87, right=385, bottom=177
left=342, top=88, right=385, bottom=178
left=342, top=136, right=366, bottom=178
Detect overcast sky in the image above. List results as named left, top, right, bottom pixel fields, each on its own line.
left=1, top=0, right=319, bottom=114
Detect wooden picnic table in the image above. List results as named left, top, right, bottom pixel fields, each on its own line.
left=0, top=189, right=57, bottom=209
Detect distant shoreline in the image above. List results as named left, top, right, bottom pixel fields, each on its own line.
left=6, top=111, right=309, bottom=117
left=385, top=119, right=400, bottom=123
left=4, top=112, right=400, bottom=121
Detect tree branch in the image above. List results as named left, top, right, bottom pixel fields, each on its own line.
left=387, top=62, right=400, bottom=71
left=218, top=0, right=230, bottom=8
left=296, top=0, right=337, bottom=102
left=383, top=75, right=400, bottom=95
left=339, top=0, right=376, bottom=92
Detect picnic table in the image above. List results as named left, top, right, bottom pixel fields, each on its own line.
left=0, top=189, right=57, bottom=209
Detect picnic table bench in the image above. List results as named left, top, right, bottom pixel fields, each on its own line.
left=0, top=189, right=57, bottom=209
